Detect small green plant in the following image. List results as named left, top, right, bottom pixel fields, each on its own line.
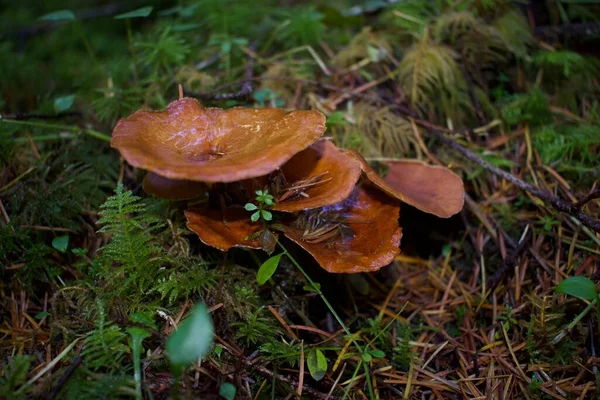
left=528, top=374, right=543, bottom=397
left=244, top=189, right=274, bottom=223
left=82, top=300, right=129, bottom=372
left=96, top=183, right=171, bottom=300
left=556, top=276, right=599, bottom=336
left=537, top=215, right=560, bottom=232
left=0, top=355, right=32, bottom=400
left=232, top=307, right=279, bottom=346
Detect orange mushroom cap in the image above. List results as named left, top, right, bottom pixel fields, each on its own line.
left=273, top=140, right=362, bottom=212
left=143, top=172, right=207, bottom=200
left=283, top=185, right=402, bottom=273
left=184, top=206, right=263, bottom=251
left=345, top=150, right=464, bottom=218
left=111, top=97, right=326, bottom=183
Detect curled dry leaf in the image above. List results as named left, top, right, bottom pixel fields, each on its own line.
left=184, top=207, right=263, bottom=251
left=111, top=97, right=326, bottom=183
left=143, top=172, right=207, bottom=200
left=283, top=186, right=402, bottom=273
left=345, top=150, right=464, bottom=218
left=273, top=140, right=362, bottom=212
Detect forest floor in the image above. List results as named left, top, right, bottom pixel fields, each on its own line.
left=1, top=1, right=600, bottom=399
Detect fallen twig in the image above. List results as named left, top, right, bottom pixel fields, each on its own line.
left=487, top=226, right=532, bottom=292
left=46, top=355, right=82, bottom=400
left=0, top=111, right=82, bottom=120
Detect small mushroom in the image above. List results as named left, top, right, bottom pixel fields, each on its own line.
left=111, top=97, right=326, bottom=183
left=345, top=150, right=464, bottom=218
left=272, top=140, right=363, bottom=212
left=283, top=186, right=402, bottom=273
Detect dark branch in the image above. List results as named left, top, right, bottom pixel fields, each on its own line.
left=488, top=227, right=532, bottom=292
left=1, top=111, right=82, bottom=120
left=574, top=189, right=600, bottom=210
left=46, top=355, right=82, bottom=400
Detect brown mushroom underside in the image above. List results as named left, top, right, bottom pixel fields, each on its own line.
left=143, top=172, right=207, bottom=200
left=184, top=206, right=262, bottom=251
left=111, top=97, right=327, bottom=183
left=345, top=150, right=464, bottom=218
left=273, top=140, right=363, bottom=212
left=283, top=185, right=402, bottom=273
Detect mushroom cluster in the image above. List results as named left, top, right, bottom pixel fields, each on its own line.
left=111, top=97, right=464, bottom=273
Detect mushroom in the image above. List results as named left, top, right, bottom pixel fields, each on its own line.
left=344, top=150, right=465, bottom=218
left=111, top=97, right=326, bottom=183
left=111, top=99, right=464, bottom=274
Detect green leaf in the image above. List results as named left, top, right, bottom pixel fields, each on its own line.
left=326, top=111, right=347, bottom=129
left=114, top=6, right=153, bottom=19
left=251, top=211, right=260, bottom=222
left=368, top=349, right=385, bottom=358
left=256, top=253, right=283, bottom=285
left=214, top=345, right=223, bottom=357
left=361, top=352, right=372, bottom=362
left=219, top=382, right=236, bottom=400
left=166, top=303, right=214, bottom=374
left=54, top=95, right=75, bottom=113
left=244, top=203, right=258, bottom=211
left=307, top=348, right=327, bottom=381
left=40, top=10, right=76, bottom=21
left=35, top=311, right=49, bottom=319
left=303, top=282, right=321, bottom=293
left=556, top=276, right=598, bottom=301
left=52, top=235, right=69, bottom=253
left=261, top=210, right=272, bottom=221
left=130, top=311, right=158, bottom=330
left=71, top=248, right=87, bottom=256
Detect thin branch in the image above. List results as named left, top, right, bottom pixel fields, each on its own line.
left=0, top=111, right=82, bottom=121
left=488, top=226, right=532, bottom=292
left=46, top=355, right=82, bottom=400
left=573, top=189, right=600, bottom=210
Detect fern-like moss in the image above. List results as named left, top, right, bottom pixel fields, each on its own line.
left=82, top=300, right=130, bottom=372
left=96, top=183, right=172, bottom=300
left=397, top=35, right=469, bottom=120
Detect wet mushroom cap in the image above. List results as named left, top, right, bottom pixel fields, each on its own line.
left=283, top=185, right=402, bottom=273
left=345, top=150, right=464, bottom=218
left=383, top=160, right=464, bottom=218
left=111, top=97, right=327, bottom=183
left=273, top=140, right=363, bottom=212
left=184, top=206, right=263, bottom=251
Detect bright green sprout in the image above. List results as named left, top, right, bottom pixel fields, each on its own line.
left=244, top=189, right=274, bottom=223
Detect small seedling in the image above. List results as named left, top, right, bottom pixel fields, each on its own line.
left=245, top=189, right=274, bottom=223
